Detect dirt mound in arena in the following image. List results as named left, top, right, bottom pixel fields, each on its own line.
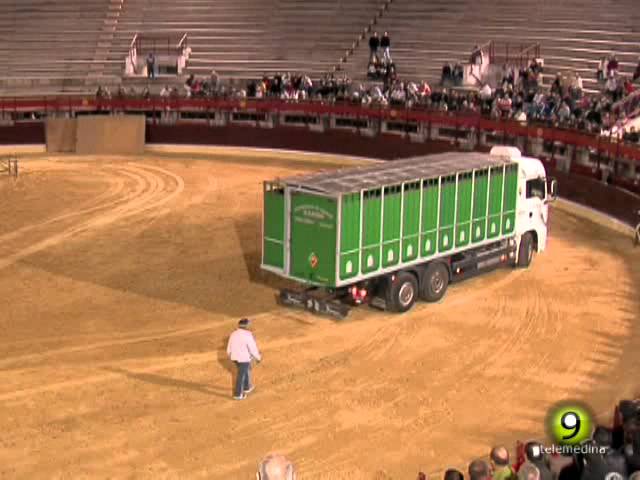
left=0, top=150, right=638, bottom=479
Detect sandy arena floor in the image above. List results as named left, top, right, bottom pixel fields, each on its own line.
left=0, top=149, right=638, bottom=479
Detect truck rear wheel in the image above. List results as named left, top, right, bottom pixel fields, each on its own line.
left=517, top=232, right=534, bottom=268
left=386, top=272, right=418, bottom=313
left=421, top=262, right=449, bottom=302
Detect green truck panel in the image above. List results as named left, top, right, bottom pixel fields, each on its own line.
left=421, top=179, right=439, bottom=257
left=438, top=176, right=456, bottom=252
left=401, top=183, right=421, bottom=262
left=362, top=191, right=381, bottom=247
left=340, top=193, right=361, bottom=252
left=339, top=193, right=361, bottom=280
left=263, top=185, right=285, bottom=269
left=382, top=186, right=401, bottom=268
left=502, top=164, right=518, bottom=235
left=472, top=170, right=489, bottom=243
left=262, top=155, right=522, bottom=288
left=290, top=192, right=337, bottom=285
left=455, top=173, right=473, bottom=248
left=487, top=167, right=504, bottom=239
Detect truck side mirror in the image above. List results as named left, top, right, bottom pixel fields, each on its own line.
left=547, top=178, right=558, bottom=202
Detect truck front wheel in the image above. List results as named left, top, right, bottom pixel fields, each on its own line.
left=517, top=232, right=534, bottom=268
left=421, top=262, right=450, bottom=302
left=386, top=272, right=418, bottom=313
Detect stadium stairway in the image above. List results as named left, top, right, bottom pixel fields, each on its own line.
left=1, top=0, right=383, bottom=95
left=342, top=0, right=640, bottom=93
left=86, top=0, right=125, bottom=80
left=0, top=0, right=638, bottom=96
left=107, top=0, right=382, bottom=82
left=0, top=0, right=116, bottom=95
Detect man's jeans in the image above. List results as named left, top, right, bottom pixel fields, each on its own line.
left=382, top=47, right=392, bottom=65
left=234, top=361, right=252, bottom=397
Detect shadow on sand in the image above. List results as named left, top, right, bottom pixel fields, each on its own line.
left=216, top=337, right=236, bottom=394
left=102, top=366, right=231, bottom=399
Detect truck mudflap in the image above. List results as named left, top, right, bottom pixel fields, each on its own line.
left=277, top=288, right=350, bottom=320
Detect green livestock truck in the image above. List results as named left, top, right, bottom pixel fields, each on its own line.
left=261, top=147, right=557, bottom=318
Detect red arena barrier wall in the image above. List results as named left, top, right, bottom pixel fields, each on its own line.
left=0, top=98, right=638, bottom=225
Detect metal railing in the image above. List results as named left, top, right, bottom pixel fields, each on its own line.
left=134, top=33, right=186, bottom=57
left=492, top=42, right=541, bottom=69
left=177, top=33, right=188, bottom=53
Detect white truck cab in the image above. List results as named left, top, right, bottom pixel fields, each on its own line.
left=489, top=146, right=557, bottom=264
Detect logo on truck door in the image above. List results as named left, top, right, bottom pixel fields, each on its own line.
left=309, top=253, right=319, bottom=269
left=293, top=204, right=335, bottom=229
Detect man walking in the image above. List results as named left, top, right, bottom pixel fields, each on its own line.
left=226, top=318, right=261, bottom=400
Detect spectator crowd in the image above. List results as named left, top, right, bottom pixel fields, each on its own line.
left=258, top=399, right=640, bottom=480
left=413, top=399, right=640, bottom=480
left=367, top=30, right=396, bottom=81
left=96, top=45, right=640, bottom=144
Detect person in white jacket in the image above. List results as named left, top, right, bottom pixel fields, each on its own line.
left=227, top=318, right=262, bottom=400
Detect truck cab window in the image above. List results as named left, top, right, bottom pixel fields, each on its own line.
left=526, top=178, right=546, bottom=200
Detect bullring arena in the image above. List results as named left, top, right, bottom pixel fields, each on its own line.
left=1, top=145, right=639, bottom=479
left=2, top=0, right=640, bottom=476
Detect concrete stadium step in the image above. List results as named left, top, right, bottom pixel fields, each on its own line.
left=341, top=0, right=639, bottom=84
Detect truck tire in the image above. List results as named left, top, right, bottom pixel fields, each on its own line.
left=386, top=272, right=418, bottom=313
left=420, top=262, right=449, bottom=302
left=517, top=232, right=534, bottom=268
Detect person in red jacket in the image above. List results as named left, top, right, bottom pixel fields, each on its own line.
left=624, top=79, right=635, bottom=97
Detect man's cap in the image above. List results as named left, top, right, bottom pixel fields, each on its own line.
left=238, top=318, right=251, bottom=328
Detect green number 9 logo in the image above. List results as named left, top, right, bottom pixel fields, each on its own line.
left=547, top=402, right=594, bottom=446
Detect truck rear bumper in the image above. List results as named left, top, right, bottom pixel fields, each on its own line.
left=278, top=288, right=350, bottom=320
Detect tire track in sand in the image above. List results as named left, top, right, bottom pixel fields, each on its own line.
left=0, top=268, right=524, bottom=371
left=0, top=322, right=346, bottom=401
left=0, top=169, right=127, bottom=243
left=0, top=163, right=184, bottom=272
